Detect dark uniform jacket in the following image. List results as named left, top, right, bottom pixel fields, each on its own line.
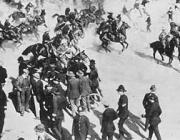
left=0, top=66, right=7, bottom=84
left=146, top=102, right=162, bottom=126
left=143, top=92, right=159, bottom=114
left=0, top=88, right=7, bottom=110
left=79, top=76, right=92, bottom=97
left=31, top=78, right=44, bottom=102
left=67, top=77, right=81, bottom=99
left=51, top=84, right=68, bottom=120
left=117, top=94, right=129, bottom=119
left=72, top=114, right=90, bottom=138
left=101, top=108, right=118, bottom=133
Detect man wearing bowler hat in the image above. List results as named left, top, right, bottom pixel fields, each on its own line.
left=116, top=85, right=132, bottom=139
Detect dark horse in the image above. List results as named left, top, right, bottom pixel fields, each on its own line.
left=98, top=21, right=130, bottom=53
left=150, top=37, right=177, bottom=64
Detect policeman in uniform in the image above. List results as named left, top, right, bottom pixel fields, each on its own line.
left=142, top=85, right=159, bottom=131
left=72, top=107, right=91, bottom=140
left=116, top=85, right=132, bottom=139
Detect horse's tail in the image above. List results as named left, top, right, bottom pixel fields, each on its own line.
left=52, top=13, right=60, bottom=18
left=22, top=45, right=33, bottom=55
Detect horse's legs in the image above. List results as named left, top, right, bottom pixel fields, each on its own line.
left=178, top=48, right=180, bottom=61
left=125, top=41, right=128, bottom=49
left=120, top=42, right=125, bottom=52
left=159, top=52, right=164, bottom=61
left=153, top=49, right=157, bottom=60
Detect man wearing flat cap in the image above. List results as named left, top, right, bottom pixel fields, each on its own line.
left=116, top=85, right=132, bottom=139
left=67, top=71, right=81, bottom=117
left=77, top=70, right=92, bottom=112
left=142, top=85, right=159, bottom=131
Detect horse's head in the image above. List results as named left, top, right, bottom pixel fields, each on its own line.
left=122, top=22, right=130, bottom=29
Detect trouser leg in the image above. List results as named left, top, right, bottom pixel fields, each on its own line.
left=25, top=89, right=31, bottom=111
left=21, top=90, right=25, bottom=114
left=148, top=125, right=154, bottom=140
left=118, top=118, right=131, bottom=138
left=154, top=125, right=162, bottom=140
left=107, top=132, right=114, bottom=140
left=17, top=91, right=21, bottom=112
left=70, top=99, right=77, bottom=117
left=0, top=112, right=5, bottom=135
left=102, top=132, right=107, bottom=140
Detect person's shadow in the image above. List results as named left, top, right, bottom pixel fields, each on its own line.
left=125, top=111, right=147, bottom=139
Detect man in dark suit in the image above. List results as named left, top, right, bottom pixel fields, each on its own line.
left=101, top=102, right=118, bottom=140
left=67, top=71, right=81, bottom=117
left=77, top=70, right=92, bottom=112
left=116, top=85, right=132, bottom=139
left=72, top=107, right=91, bottom=140
left=50, top=80, right=69, bottom=140
left=0, top=65, right=7, bottom=138
left=143, top=85, right=159, bottom=131
left=31, top=73, right=45, bottom=119
left=145, top=99, right=162, bottom=140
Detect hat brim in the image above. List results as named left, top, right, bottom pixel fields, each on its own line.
left=116, top=88, right=127, bottom=92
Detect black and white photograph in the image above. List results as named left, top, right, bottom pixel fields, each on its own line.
left=0, top=0, right=179, bottom=140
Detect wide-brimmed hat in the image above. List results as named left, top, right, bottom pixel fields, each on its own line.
left=116, top=84, right=127, bottom=92
left=34, top=124, right=45, bottom=133
left=67, top=71, right=75, bottom=77
left=150, top=85, right=156, bottom=91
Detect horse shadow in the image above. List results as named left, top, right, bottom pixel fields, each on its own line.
left=134, top=51, right=180, bottom=73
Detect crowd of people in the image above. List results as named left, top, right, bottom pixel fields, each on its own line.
left=0, top=0, right=167, bottom=140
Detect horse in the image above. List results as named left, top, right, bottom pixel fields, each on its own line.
left=17, top=22, right=39, bottom=39
left=98, top=21, right=130, bottom=52
left=8, top=11, right=26, bottom=22
left=150, top=37, right=177, bottom=64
